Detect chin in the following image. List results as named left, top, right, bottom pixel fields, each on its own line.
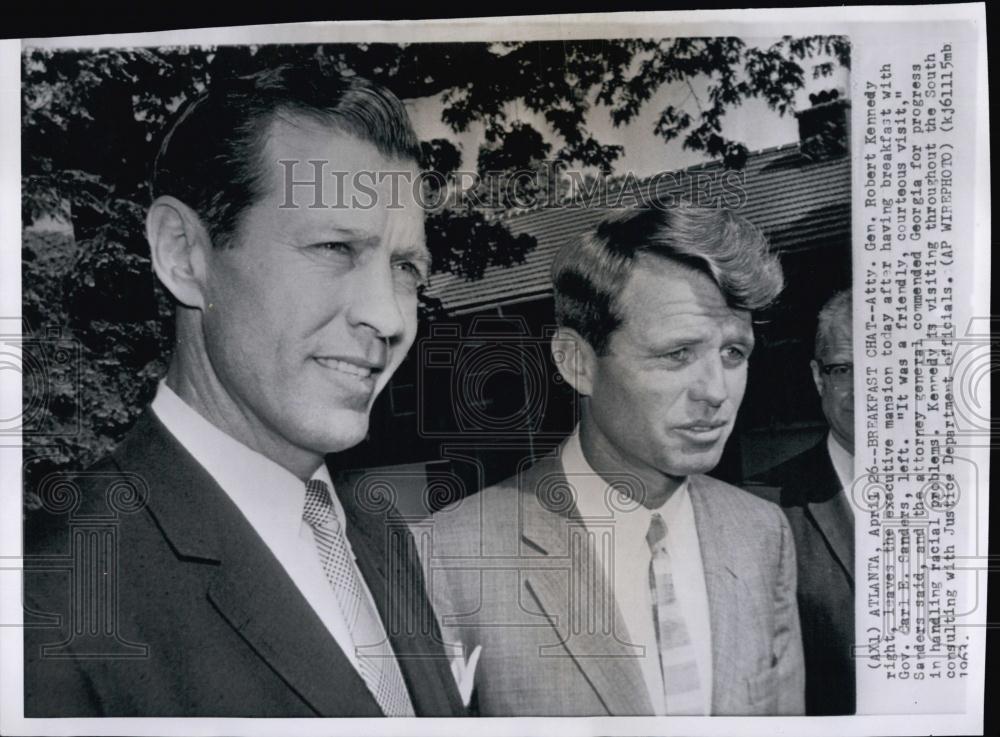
left=307, top=408, right=371, bottom=454
left=665, top=452, right=724, bottom=478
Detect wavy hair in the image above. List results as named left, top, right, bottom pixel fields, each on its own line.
left=552, top=206, right=785, bottom=354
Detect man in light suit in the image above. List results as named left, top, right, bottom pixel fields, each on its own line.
left=24, top=65, right=463, bottom=717
left=749, top=289, right=855, bottom=715
left=427, top=207, right=805, bottom=716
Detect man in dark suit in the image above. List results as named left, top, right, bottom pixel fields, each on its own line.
left=24, top=65, right=463, bottom=717
left=750, top=289, right=855, bottom=715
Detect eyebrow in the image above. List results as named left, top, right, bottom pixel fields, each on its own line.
left=393, top=243, right=432, bottom=267
left=645, top=327, right=755, bottom=349
left=295, top=222, right=431, bottom=270
left=334, top=227, right=369, bottom=238
left=292, top=224, right=371, bottom=242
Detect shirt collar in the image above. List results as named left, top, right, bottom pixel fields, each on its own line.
left=560, top=428, right=688, bottom=547
left=826, top=431, right=855, bottom=492
left=150, top=380, right=325, bottom=543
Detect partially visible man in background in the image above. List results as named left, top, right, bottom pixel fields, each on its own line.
left=24, top=65, right=463, bottom=717
left=750, top=289, right=855, bottom=715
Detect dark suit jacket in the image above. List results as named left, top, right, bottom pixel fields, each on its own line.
left=748, top=439, right=856, bottom=715
left=24, top=410, right=463, bottom=717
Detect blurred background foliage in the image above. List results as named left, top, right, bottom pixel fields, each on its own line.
left=20, top=37, right=849, bottom=487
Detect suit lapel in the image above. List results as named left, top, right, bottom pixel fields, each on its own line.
left=803, top=443, right=855, bottom=584
left=205, top=554, right=382, bottom=716
left=518, top=455, right=653, bottom=716
left=688, top=476, right=742, bottom=715
left=806, top=500, right=854, bottom=584
left=335, top=467, right=465, bottom=717
left=116, top=411, right=382, bottom=716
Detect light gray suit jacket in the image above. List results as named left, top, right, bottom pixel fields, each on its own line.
left=423, top=452, right=805, bottom=716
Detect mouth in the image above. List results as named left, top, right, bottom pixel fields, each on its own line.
left=674, top=420, right=729, bottom=443
left=313, top=356, right=384, bottom=386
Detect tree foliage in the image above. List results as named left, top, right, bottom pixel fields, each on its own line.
left=20, top=37, right=848, bottom=484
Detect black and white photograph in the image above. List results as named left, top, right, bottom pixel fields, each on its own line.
left=0, top=6, right=989, bottom=736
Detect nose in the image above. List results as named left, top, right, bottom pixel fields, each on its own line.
left=346, top=256, right=408, bottom=344
left=689, top=354, right=728, bottom=406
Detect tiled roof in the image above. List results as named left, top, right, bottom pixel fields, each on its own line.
left=426, top=142, right=850, bottom=314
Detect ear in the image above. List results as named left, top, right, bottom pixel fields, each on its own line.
left=810, top=359, right=825, bottom=397
left=146, top=196, right=212, bottom=310
left=551, top=327, right=597, bottom=397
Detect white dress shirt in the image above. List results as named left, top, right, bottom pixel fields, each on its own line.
left=150, top=380, right=390, bottom=672
left=561, top=430, right=714, bottom=715
left=826, top=431, right=856, bottom=522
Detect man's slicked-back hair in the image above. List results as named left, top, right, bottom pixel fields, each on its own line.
left=814, top=289, right=852, bottom=360
left=151, top=64, right=421, bottom=248
left=552, top=206, right=785, bottom=355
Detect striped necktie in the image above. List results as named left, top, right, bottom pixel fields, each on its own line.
left=646, top=511, right=705, bottom=715
left=303, top=479, right=415, bottom=717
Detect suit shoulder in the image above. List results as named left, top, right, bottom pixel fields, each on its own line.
left=429, top=461, right=555, bottom=550
left=693, top=475, right=787, bottom=527
left=24, top=454, right=131, bottom=551
left=23, top=450, right=162, bottom=636
left=691, top=477, right=793, bottom=582
left=743, top=481, right=782, bottom=507
left=431, top=472, right=515, bottom=531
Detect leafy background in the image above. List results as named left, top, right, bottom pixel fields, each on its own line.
left=20, top=38, right=849, bottom=490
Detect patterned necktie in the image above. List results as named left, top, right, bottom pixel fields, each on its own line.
left=646, top=512, right=705, bottom=715
left=303, top=479, right=415, bottom=717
